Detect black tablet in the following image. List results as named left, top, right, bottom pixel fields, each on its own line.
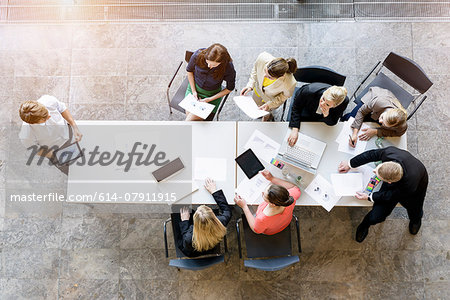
left=235, top=148, right=264, bottom=179
left=53, top=141, right=83, bottom=165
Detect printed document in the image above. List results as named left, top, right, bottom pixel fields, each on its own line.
left=179, top=94, right=215, bottom=120
left=236, top=173, right=270, bottom=205
left=234, top=96, right=269, bottom=119
left=335, top=117, right=370, bottom=155
left=244, top=130, right=280, bottom=163
left=305, top=174, right=341, bottom=212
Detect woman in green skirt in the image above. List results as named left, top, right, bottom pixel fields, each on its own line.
left=185, top=43, right=236, bottom=121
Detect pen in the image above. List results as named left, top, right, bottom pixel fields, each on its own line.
left=349, top=134, right=355, bottom=146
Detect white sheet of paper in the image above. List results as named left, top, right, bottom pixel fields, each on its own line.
left=335, top=117, right=370, bottom=155
left=235, top=173, right=270, bottom=205
left=233, top=95, right=269, bottom=119
left=330, top=173, right=363, bottom=196
left=179, top=93, right=215, bottom=120
left=355, top=165, right=375, bottom=188
left=193, top=157, right=227, bottom=181
left=244, top=129, right=281, bottom=163
left=305, top=174, right=341, bottom=212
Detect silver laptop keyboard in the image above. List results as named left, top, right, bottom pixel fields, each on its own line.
left=285, top=145, right=318, bottom=167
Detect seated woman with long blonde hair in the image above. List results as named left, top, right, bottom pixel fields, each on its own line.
left=178, top=178, right=232, bottom=257
left=346, top=87, right=408, bottom=147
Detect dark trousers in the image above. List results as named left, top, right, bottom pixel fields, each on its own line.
left=341, top=100, right=363, bottom=121
left=360, top=173, right=429, bottom=227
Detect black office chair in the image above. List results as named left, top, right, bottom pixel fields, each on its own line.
left=351, top=52, right=433, bottom=121
left=166, top=50, right=229, bottom=121
left=163, top=212, right=228, bottom=271
left=236, top=215, right=301, bottom=271
left=281, top=65, right=347, bottom=121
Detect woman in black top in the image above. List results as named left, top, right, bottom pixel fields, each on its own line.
left=178, top=178, right=232, bottom=257
left=287, top=83, right=349, bottom=146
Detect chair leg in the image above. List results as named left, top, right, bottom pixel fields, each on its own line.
left=407, top=95, right=427, bottom=121
left=164, top=218, right=172, bottom=258
left=236, top=218, right=242, bottom=259
left=293, top=215, right=301, bottom=253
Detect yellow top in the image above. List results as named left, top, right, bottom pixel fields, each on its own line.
left=254, top=77, right=277, bottom=98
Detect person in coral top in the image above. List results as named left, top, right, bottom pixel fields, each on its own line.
left=234, top=170, right=301, bottom=235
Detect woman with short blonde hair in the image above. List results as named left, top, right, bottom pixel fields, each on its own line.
left=178, top=178, right=231, bottom=256
left=347, top=87, right=408, bottom=147
left=287, top=83, right=349, bottom=146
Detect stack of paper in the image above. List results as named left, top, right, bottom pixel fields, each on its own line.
left=335, top=117, right=370, bottom=155
left=244, top=130, right=280, bottom=163
left=234, top=96, right=269, bottom=119
left=193, top=157, right=227, bottom=181
left=330, top=173, right=363, bottom=196
left=179, top=94, right=215, bottom=119
left=305, top=174, right=341, bottom=212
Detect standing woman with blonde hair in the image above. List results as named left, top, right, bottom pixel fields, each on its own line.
left=178, top=178, right=232, bottom=257
left=241, top=52, right=297, bottom=121
left=347, top=87, right=408, bottom=147
left=185, top=43, right=236, bottom=121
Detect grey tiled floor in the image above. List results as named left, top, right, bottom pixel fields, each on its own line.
left=0, top=22, right=449, bottom=299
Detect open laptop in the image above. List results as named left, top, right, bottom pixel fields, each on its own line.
left=276, top=130, right=327, bottom=174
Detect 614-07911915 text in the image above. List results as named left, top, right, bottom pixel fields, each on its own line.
left=66, top=192, right=178, bottom=202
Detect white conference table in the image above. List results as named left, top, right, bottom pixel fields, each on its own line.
left=237, top=122, right=407, bottom=206
left=68, top=120, right=406, bottom=207
left=67, top=121, right=236, bottom=205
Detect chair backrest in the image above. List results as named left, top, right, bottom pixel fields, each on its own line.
left=242, top=216, right=292, bottom=258
left=383, top=52, right=433, bottom=94
left=355, top=72, right=415, bottom=109
left=170, top=213, right=221, bottom=258
left=185, top=51, right=194, bottom=63
left=294, top=65, right=346, bottom=86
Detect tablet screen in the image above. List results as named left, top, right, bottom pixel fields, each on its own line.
left=54, top=142, right=82, bottom=165
left=235, top=149, right=264, bottom=179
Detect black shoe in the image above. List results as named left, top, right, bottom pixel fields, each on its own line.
left=355, top=224, right=369, bottom=243
left=409, top=219, right=421, bottom=235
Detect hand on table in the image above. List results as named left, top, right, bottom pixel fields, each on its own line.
left=234, top=194, right=247, bottom=208
left=204, top=177, right=217, bottom=194
left=260, top=170, right=273, bottom=182
left=288, top=129, right=298, bottom=146
left=358, top=128, right=377, bottom=141
left=355, top=192, right=369, bottom=201
left=348, top=133, right=357, bottom=148
left=180, top=207, right=190, bottom=221
left=338, top=161, right=351, bottom=173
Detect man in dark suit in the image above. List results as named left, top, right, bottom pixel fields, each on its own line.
left=287, top=83, right=349, bottom=146
left=338, top=146, right=428, bottom=243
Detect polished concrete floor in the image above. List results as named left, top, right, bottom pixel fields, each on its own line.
left=0, top=22, right=449, bottom=299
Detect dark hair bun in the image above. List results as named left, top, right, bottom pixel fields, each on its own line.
left=286, top=58, right=297, bottom=74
